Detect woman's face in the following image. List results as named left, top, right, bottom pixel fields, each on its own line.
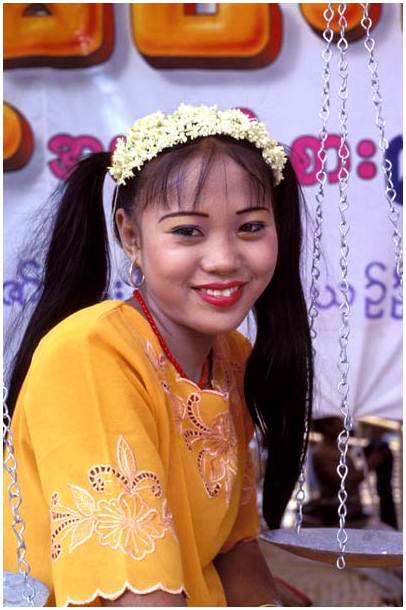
left=121, top=154, right=278, bottom=338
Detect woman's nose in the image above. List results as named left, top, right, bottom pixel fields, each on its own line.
left=201, top=236, right=240, bottom=275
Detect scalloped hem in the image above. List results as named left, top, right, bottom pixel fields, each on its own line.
left=63, top=581, right=188, bottom=607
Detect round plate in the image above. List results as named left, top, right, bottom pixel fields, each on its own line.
left=260, top=528, right=403, bottom=568
left=3, top=571, right=49, bottom=607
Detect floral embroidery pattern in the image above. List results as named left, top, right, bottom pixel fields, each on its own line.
left=144, top=339, right=244, bottom=505
left=183, top=393, right=238, bottom=504
left=145, top=340, right=167, bottom=372
left=50, top=436, right=174, bottom=561
left=160, top=380, right=187, bottom=435
left=94, top=493, right=166, bottom=559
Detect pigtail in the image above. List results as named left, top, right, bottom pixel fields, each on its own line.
left=244, top=158, right=314, bottom=529
left=7, top=152, right=112, bottom=415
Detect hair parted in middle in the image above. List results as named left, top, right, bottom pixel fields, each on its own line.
left=8, top=127, right=313, bottom=531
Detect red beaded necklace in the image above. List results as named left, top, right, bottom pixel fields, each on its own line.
left=133, top=290, right=210, bottom=389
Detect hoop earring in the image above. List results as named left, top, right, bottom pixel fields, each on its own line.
left=128, top=262, right=145, bottom=289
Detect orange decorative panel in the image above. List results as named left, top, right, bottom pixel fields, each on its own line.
left=300, top=3, right=382, bottom=42
left=4, top=103, right=34, bottom=171
left=131, top=3, right=282, bottom=69
left=4, top=3, right=114, bottom=69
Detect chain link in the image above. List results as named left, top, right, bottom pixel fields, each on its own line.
left=335, top=3, right=353, bottom=571
left=310, top=2, right=335, bottom=344
left=295, top=3, right=335, bottom=534
left=360, top=3, right=403, bottom=298
left=3, top=384, right=36, bottom=605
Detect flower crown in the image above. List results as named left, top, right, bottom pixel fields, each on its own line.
left=109, top=103, right=287, bottom=186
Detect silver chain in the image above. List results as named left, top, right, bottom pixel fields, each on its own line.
left=295, top=3, right=335, bottom=534
left=360, top=3, right=403, bottom=298
left=3, top=384, right=36, bottom=605
left=335, top=3, right=353, bottom=571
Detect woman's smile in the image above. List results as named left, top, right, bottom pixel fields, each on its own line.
left=192, top=281, right=246, bottom=308
left=194, top=286, right=244, bottom=308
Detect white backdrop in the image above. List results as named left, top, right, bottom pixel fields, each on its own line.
left=3, top=4, right=403, bottom=421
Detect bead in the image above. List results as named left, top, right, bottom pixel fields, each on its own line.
left=133, top=290, right=209, bottom=389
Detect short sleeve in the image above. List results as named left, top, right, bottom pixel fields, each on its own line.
left=23, top=325, right=186, bottom=606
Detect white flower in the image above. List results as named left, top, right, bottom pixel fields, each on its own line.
left=109, top=104, right=287, bottom=185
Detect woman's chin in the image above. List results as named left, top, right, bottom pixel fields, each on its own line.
left=189, top=312, right=250, bottom=337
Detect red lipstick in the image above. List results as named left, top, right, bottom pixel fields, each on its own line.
left=193, top=282, right=245, bottom=309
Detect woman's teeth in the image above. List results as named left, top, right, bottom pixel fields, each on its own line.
left=199, top=287, right=240, bottom=297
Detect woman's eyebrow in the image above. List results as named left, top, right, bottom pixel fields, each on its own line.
left=159, top=206, right=271, bottom=223
left=158, top=211, right=209, bottom=223
left=236, top=206, right=271, bottom=215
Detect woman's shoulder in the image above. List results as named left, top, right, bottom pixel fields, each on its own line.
left=27, top=300, right=159, bottom=387
left=36, top=300, right=149, bottom=353
left=21, top=301, right=161, bottom=419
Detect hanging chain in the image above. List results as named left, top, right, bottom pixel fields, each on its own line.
left=295, top=3, right=335, bottom=534
left=360, top=3, right=403, bottom=298
left=335, top=3, right=353, bottom=571
left=3, top=384, right=36, bottom=606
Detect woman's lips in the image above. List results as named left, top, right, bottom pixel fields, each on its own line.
left=193, top=285, right=244, bottom=308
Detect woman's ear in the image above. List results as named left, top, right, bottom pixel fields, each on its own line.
left=115, top=209, right=142, bottom=264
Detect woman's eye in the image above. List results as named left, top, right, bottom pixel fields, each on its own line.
left=171, top=226, right=203, bottom=238
left=239, top=222, right=266, bottom=234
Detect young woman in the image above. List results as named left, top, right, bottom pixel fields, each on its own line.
left=4, top=104, right=313, bottom=607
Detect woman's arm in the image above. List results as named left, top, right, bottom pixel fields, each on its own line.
left=214, top=539, right=282, bottom=607
left=101, top=589, right=186, bottom=606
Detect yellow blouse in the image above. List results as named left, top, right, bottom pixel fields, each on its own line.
left=4, top=300, right=260, bottom=607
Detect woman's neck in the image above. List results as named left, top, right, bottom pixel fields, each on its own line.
left=126, top=295, right=215, bottom=384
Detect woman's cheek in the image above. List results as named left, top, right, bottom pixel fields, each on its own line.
left=252, top=235, right=278, bottom=277
left=145, top=244, right=194, bottom=280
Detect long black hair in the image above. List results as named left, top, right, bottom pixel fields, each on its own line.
left=246, top=159, right=313, bottom=528
left=7, top=135, right=313, bottom=529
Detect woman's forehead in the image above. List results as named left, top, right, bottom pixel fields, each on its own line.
left=145, top=152, right=273, bottom=212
